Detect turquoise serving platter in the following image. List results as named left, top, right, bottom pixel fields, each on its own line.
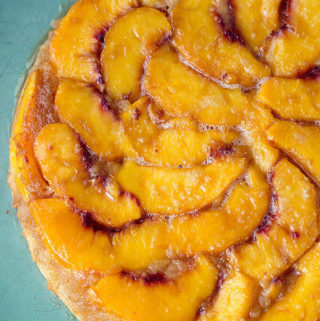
left=0, top=1, right=77, bottom=320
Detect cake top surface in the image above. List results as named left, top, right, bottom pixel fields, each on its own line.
left=9, top=0, right=320, bottom=320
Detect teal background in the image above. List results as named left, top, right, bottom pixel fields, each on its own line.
left=0, top=1, right=77, bottom=320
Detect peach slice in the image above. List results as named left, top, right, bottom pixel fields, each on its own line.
left=231, top=230, right=285, bottom=282
left=9, top=70, right=57, bottom=201
left=264, top=0, right=320, bottom=76
left=143, top=45, right=249, bottom=126
left=55, top=79, right=136, bottom=160
left=232, top=0, right=281, bottom=53
left=259, top=242, right=320, bottom=321
left=112, top=165, right=268, bottom=270
left=101, top=7, right=171, bottom=101
left=271, top=159, right=318, bottom=237
left=267, top=120, right=320, bottom=184
left=116, top=155, right=248, bottom=214
left=232, top=159, right=319, bottom=281
left=50, top=0, right=138, bottom=88
left=29, top=198, right=115, bottom=272
left=34, top=123, right=141, bottom=227
left=112, top=219, right=169, bottom=270
left=121, top=96, right=239, bottom=166
left=171, top=0, right=271, bottom=87
left=241, top=100, right=279, bottom=173
left=265, top=35, right=320, bottom=77
left=10, top=71, right=46, bottom=201
left=90, top=255, right=217, bottom=321
left=258, top=77, right=320, bottom=120
left=199, top=271, right=257, bottom=321
left=288, top=0, right=320, bottom=38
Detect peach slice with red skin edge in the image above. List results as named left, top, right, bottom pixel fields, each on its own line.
left=121, top=96, right=239, bottom=166
left=55, top=79, right=136, bottom=161
left=168, top=165, right=269, bottom=253
left=112, top=165, right=268, bottom=271
left=232, top=0, right=281, bottom=53
left=10, top=69, right=58, bottom=201
left=232, top=159, right=319, bottom=282
left=101, top=7, right=172, bottom=101
left=267, top=120, right=320, bottom=184
left=258, top=242, right=320, bottom=321
left=143, top=45, right=250, bottom=126
left=264, top=0, right=320, bottom=77
left=265, top=35, right=320, bottom=77
left=258, top=77, right=320, bottom=121
left=171, top=0, right=271, bottom=87
left=116, top=154, right=248, bottom=215
left=34, top=123, right=141, bottom=227
left=50, top=0, right=139, bottom=89
left=90, top=255, right=218, bottom=321
left=199, top=271, right=257, bottom=321
left=29, top=198, right=116, bottom=272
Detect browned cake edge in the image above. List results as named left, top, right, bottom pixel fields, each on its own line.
left=7, top=26, right=115, bottom=321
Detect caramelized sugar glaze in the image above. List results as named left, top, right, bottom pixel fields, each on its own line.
left=9, top=0, right=320, bottom=320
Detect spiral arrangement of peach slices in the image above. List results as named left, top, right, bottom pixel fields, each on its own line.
left=9, top=0, right=320, bottom=319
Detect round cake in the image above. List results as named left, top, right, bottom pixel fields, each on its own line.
left=8, top=0, right=320, bottom=320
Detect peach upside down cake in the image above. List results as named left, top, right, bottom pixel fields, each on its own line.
left=8, top=0, right=320, bottom=320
